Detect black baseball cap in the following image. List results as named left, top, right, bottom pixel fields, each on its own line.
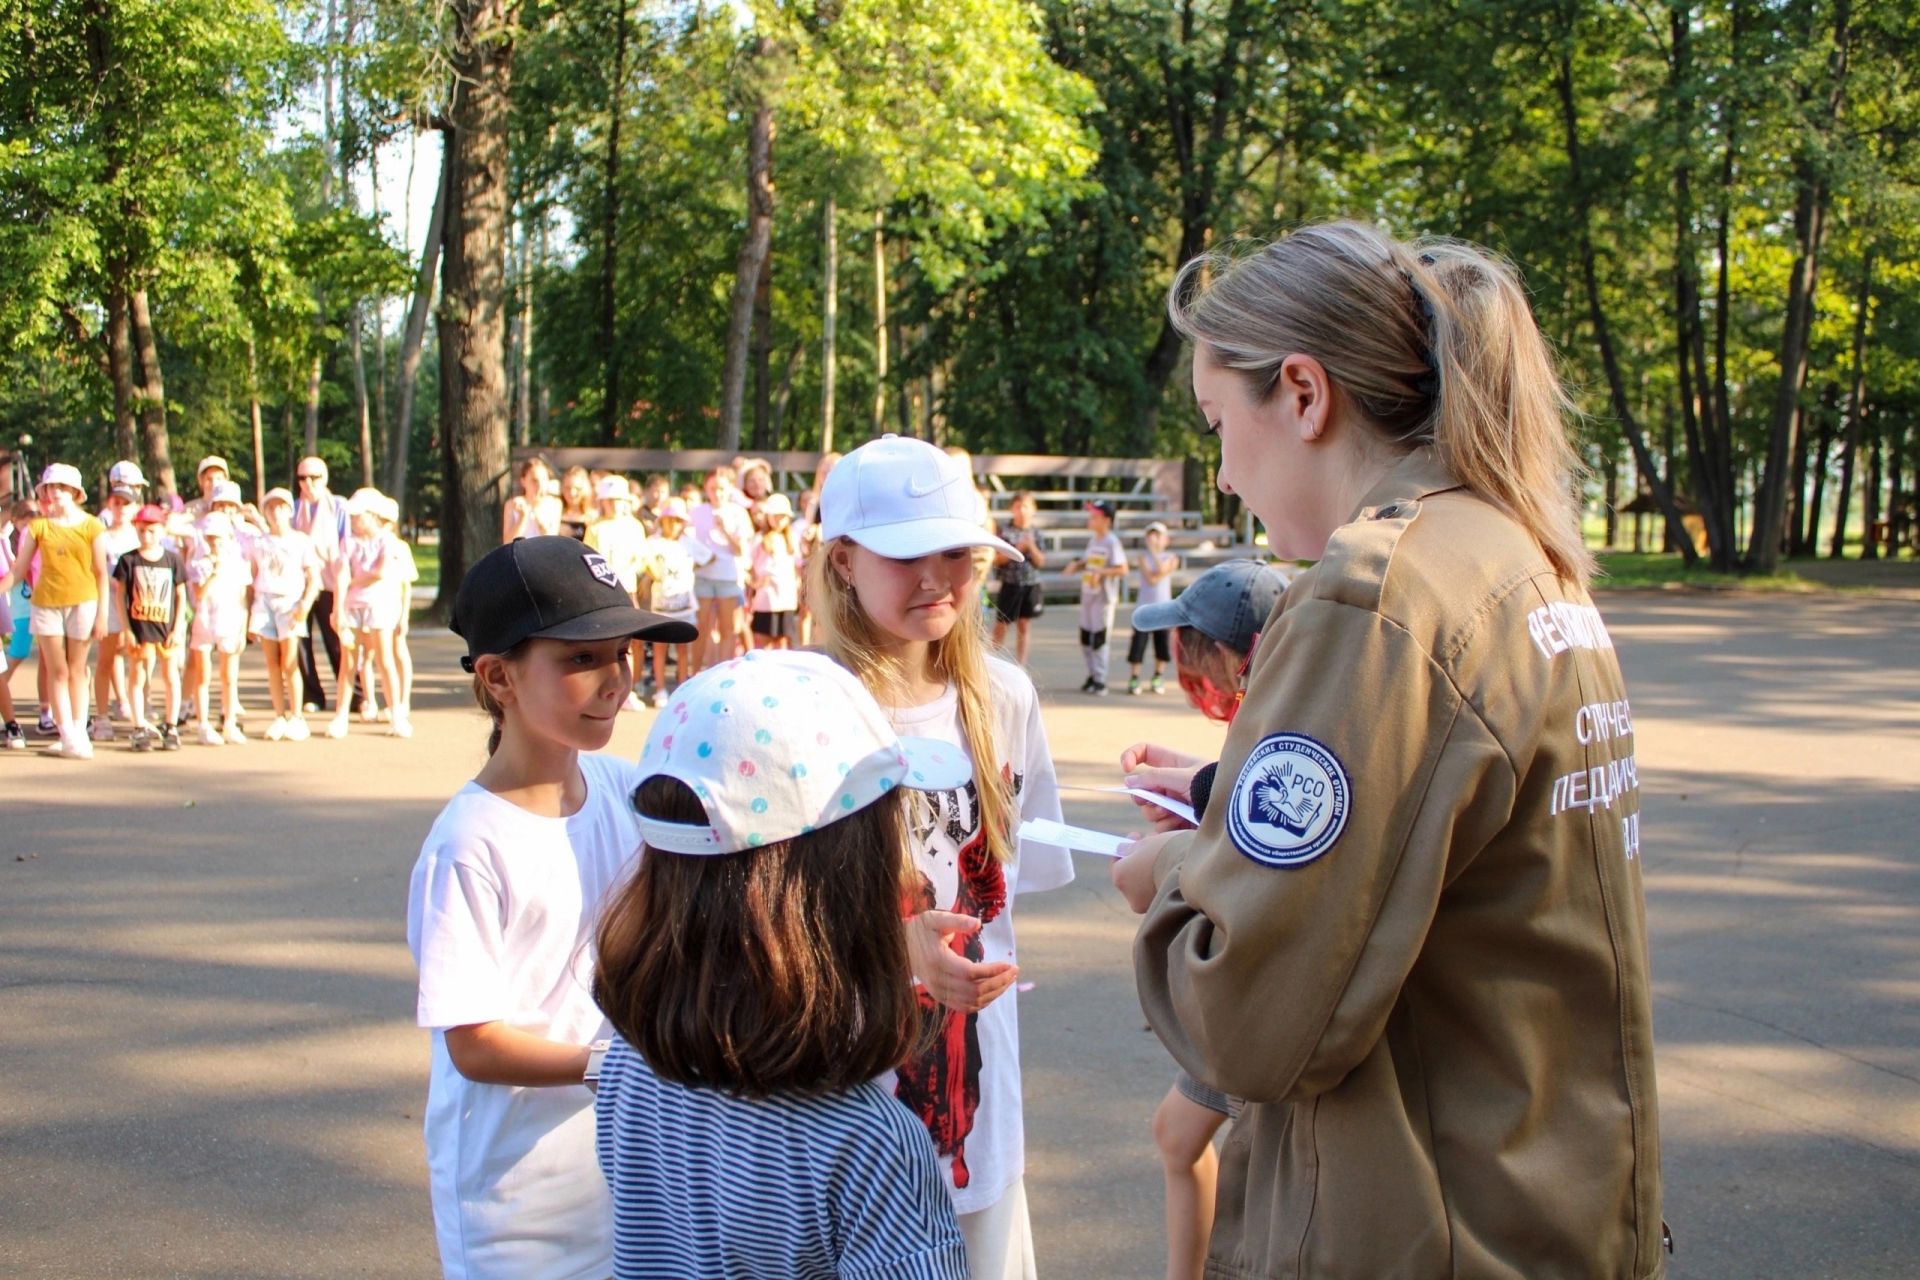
left=452, top=536, right=698, bottom=672
left=1131, top=558, right=1291, bottom=656
left=1084, top=499, right=1117, bottom=519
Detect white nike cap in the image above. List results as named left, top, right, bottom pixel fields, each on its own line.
left=819, top=434, right=1020, bottom=561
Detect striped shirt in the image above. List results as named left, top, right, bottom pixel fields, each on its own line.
left=595, top=1040, right=969, bottom=1280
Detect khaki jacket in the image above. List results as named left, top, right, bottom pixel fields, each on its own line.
left=1137, top=452, right=1663, bottom=1279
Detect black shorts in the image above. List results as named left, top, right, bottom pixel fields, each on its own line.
left=1128, top=628, right=1171, bottom=665
left=751, top=609, right=797, bottom=641
left=994, top=582, right=1045, bottom=624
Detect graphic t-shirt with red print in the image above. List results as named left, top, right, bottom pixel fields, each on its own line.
left=882, top=655, right=1072, bottom=1217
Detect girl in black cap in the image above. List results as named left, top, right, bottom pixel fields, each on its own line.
left=405, top=537, right=694, bottom=1280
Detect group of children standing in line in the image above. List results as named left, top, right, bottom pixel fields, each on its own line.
left=0, top=453, right=417, bottom=757
left=502, top=453, right=828, bottom=709
left=407, top=430, right=1288, bottom=1280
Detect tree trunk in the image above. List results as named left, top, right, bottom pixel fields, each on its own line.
left=598, top=0, right=627, bottom=444
left=436, top=0, right=516, bottom=616
left=248, top=336, right=266, bottom=503
left=871, top=210, right=887, bottom=436
left=105, top=285, right=139, bottom=465
left=304, top=353, right=323, bottom=457
left=349, top=306, right=374, bottom=488
left=1828, top=242, right=1873, bottom=558
left=1804, top=384, right=1837, bottom=558
left=1747, top=0, right=1850, bottom=571
left=128, top=289, right=176, bottom=497
left=751, top=251, right=772, bottom=451
left=770, top=338, right=803, bottom=446
left=515, top=210, right=534, bottom=447
left=1861, top=415, right=1882, bottom=560
left=388, top=137, right=449, bottom=510
left=717, top=38, right=775, bottom=454
left=820, top=194, right=837, bottom=453
left=1557, top=51, right=1698, bottom=564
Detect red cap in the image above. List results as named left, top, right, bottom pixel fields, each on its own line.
left=132, top=504, right=168, bottom=525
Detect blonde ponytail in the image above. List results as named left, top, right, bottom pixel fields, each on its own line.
left=806, top=545, right=1016, bottom=864
left=1169, top=221, right=1593, bottom=585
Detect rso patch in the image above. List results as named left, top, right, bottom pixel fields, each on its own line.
left=1227, top=733, right=1351, bottom=868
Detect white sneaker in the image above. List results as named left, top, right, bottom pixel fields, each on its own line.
left=284, top=716, right=311, bottom=742
left=264, top=716, right=288, bottom=742
left=360, top=703, right=381, bottom=723
left=325, top=713, right=349, bottom=740
left=198, top=722, right=225, bottom=747
left=622, top=692, right=646, bottom=712
left=650, top=688, right=669, bottom=709
left=224, top=720, right=246, bottom=744
left=89, top=714, right=114, bottom=742
left=389, top=714, right=413, bottom=740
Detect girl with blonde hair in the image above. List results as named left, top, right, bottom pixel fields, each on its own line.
left=1114, top=222, right=1663, bottom=1278
left=809, top=434, right=1073, bottom=1280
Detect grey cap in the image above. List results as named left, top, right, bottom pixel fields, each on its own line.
left=1131, top=558, right=1291, bottom=656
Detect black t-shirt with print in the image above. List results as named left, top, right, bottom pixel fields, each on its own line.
left=113, top=548, right=188, bottom=644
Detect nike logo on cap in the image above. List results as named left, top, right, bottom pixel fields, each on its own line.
left=907, top=472, right=956, bottom=498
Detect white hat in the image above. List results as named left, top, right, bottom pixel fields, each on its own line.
left=596, top=475, right=634, bottom=503
left=634, top=650, right=971, bottom=856
left=109, top=460, right=146, bottom=488
left=345, top=486, right=385, bottom=516
left=759, top=492, right=792, bottom=519
left=38, top=463, right=86, bottom=498
left=261, top=486, right=295, bottom=509
left=210, top=480, right=243, bottom=506
left=197, top=455, right=229, bottom=476
left=1144, top=520, right=1169, bottom=536
left=820, top=434, right=1020, bottom=561
left=657, top=497, right=689, bottom=522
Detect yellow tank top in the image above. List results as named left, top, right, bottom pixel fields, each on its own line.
left=28, top=516, right=105, bottom=607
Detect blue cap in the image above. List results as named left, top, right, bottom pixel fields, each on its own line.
left=1131, top=559, right=1291, bottom=656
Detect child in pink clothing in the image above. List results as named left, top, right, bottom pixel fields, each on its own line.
left=748, top=494, right=799, bottom=650
left=327, top=488, right=409, bottom=739
left=188, top=514, right=253, bottom=745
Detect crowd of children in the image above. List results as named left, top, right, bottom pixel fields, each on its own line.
left=0, top=455, right=417, bottom=756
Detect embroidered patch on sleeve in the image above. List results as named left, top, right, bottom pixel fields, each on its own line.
left=1227, top=733, right=1351, bottom=868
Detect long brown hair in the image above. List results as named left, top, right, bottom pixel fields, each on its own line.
left=806, top=541, right=1016, bottom=864
left=1169, top=221, right=1592, bottom=585
left=593, top=776, right=919, bottom=1099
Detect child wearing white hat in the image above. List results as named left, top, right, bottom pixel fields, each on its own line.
left=328, top=488, right=409, bottom=739
left=0, top=464, right=109, bottom=758
left=808, top=433, right=1073, bottom=1279
left=594, top=650, right=970, bottom=1279
left=247, top=488, right=323, bottom=741
left=187, top=513, right=253, bottom=745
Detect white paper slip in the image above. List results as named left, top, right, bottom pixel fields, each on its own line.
left=1019, top=818, right=1130, bottom=859
left=1061, top=784, right=1199, bottom=827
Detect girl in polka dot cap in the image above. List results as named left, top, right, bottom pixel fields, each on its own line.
left=591, top=649, right=975, bottom=1278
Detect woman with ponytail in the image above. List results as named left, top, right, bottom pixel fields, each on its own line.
left=1113, top=223, right=1665, bottom=1278
left=810, top=434, right=1073, bottom=1280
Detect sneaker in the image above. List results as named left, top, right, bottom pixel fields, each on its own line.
left=622, top=692, right=646, bottom=713
left=160, top=724, right=182, bottom=752
left=45, top=734, right=93, bottom=760
left=360, top=703, right=381, bottom=724
left=223, top=719, right=246, bottom=744
left=35, top=711, right=56, bottom=737
left=1080, top=678, right=1097, bottom=694
left=264, top=716, right=288, bottom=742
left=1151, top=674, right=1166, bottom=695
left=130, top=727, right=153, bottom=752
left=1127, top=676, right=1142, bottom=696
left=1090, top=682, right=1109, bottom=697
left=197, top=722, right=224, bottom=746
left=89, top=714, right=114, bottom=742
left=3, top=722, right=24, bottom=750
left=325, top=713, right=349, bottom=740
left=284, top=716, right=311, bottom=742
left=389, top=714, right=413, bottom=740
left=650, top=688, right=669, bottom=709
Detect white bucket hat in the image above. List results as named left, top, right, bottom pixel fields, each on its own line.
left=108, top=460, right=146, bottom=488
left=634, top=650, right=971, bottom=856
left=210, top=480, right=244, bottom=506
left=819, top=434, right=1019, bottom=561
left=596, top=475, right=634, bottom=503
left=38, top=463, right=86, bottom=498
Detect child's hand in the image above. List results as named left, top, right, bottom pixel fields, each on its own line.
left=906, top=910, right=1019, bottom=1012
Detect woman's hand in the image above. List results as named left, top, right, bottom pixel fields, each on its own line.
left=1111, top=829, right=1178, bottom=914
left=906, top=909, right=1019, bottom=1013
left=1120, top=741, right=1207, bottom=832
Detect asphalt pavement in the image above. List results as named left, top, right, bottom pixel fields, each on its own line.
left=1, top=591, right=1916, bottom=1278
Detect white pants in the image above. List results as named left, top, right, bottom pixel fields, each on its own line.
left=958, top=1176, right=1038, bottom=1280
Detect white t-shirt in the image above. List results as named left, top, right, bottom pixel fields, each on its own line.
left=248, top=529, right=319, bottom=601
left=405, top=753, right=641, bottom=1280
left=689, top=500, right=751, bottom=583
left=1135, top=546, right=1178, bottom=608
left=882, top=656, right=1072, bottom=1216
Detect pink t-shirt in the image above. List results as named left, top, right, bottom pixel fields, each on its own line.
left=749, top=540, right=799, bottom=613
left=341, top=533, right=393, bottom=610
